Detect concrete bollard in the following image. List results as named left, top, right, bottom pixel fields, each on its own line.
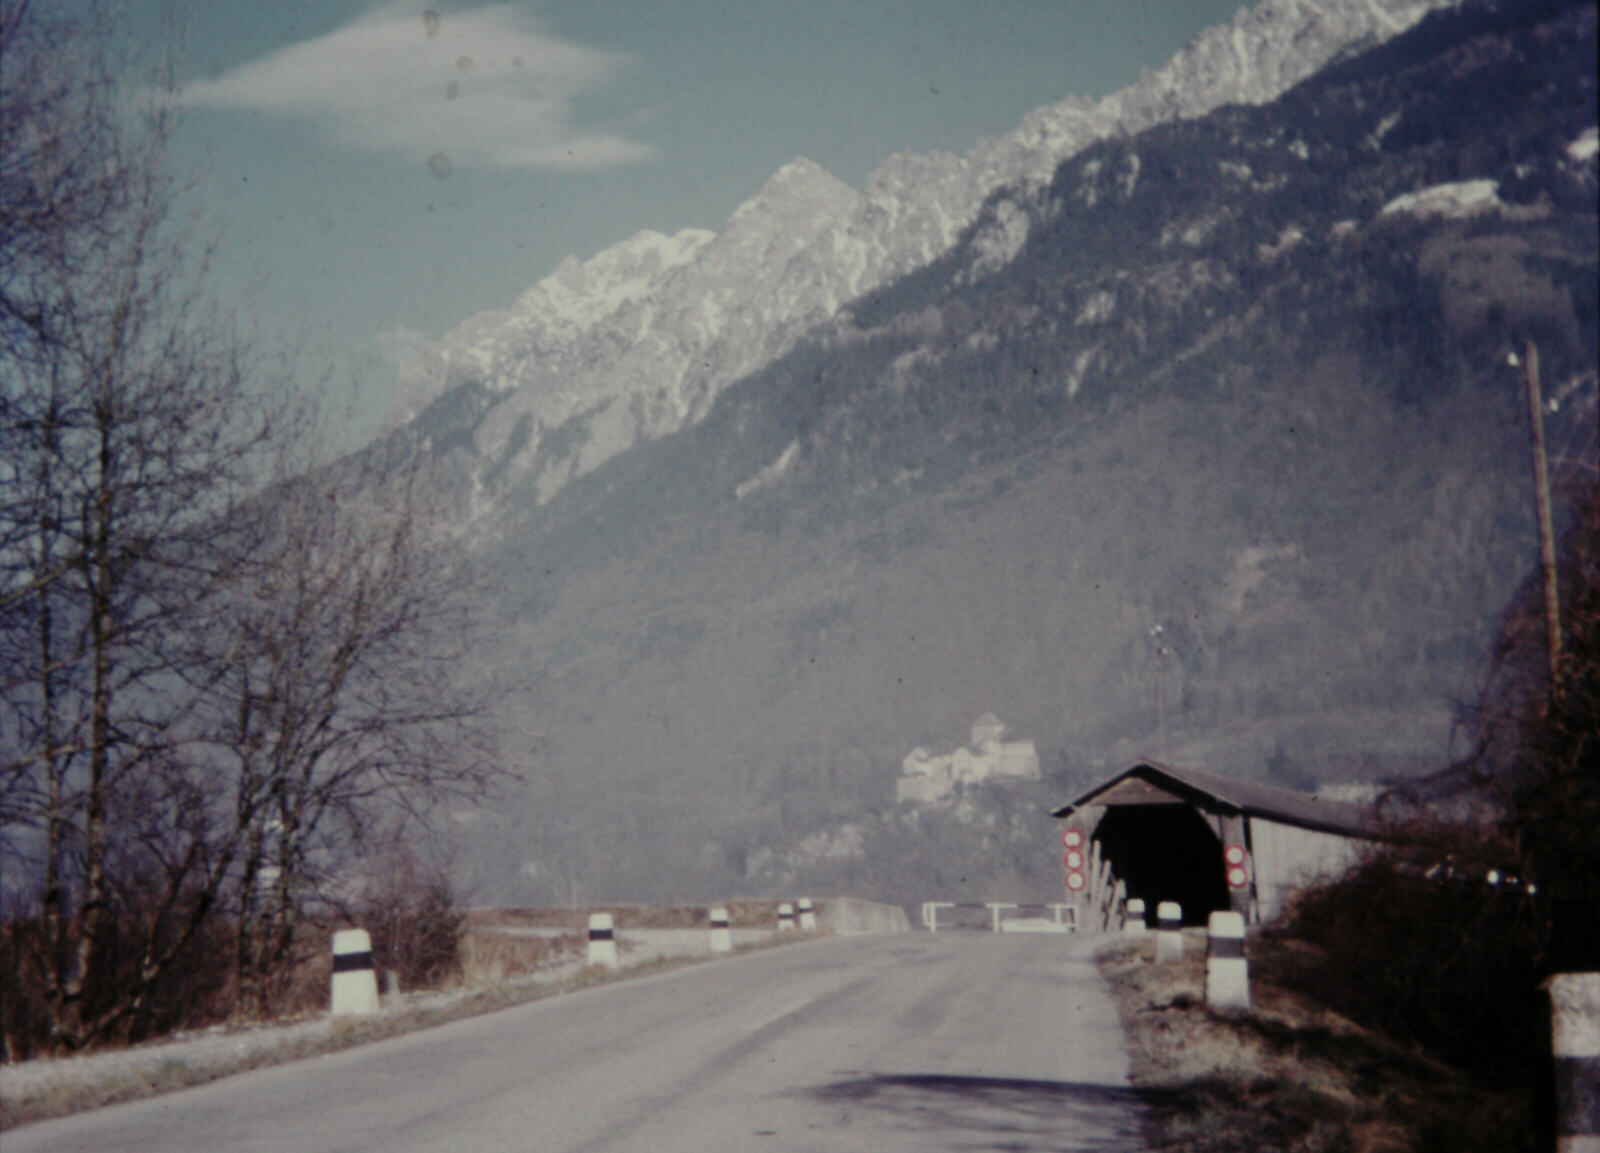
left=778, top=902, right=795, bottom=931
left=1206, top=911, right=1251, bottom=1013
left=588, top=912, right=618, bottom=970
left=1156, top=902, right=1184, bottom=963
left=1124, top=898, right=1147, bottom=934
left=709, top=906, right=733, bottom=954
left=1546, top=973, right=1600, bottom=1153
left=330, top=929, right=380, bottom=1017
left=798, top=897, right=816, bottom=931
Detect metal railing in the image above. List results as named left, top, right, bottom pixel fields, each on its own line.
left=920, top=902, right=1078, bottom=932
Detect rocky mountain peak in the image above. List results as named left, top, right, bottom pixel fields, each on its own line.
left=724, top=157, right=865, bottom=245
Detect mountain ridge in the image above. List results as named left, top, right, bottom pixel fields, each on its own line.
left=398, top=0, right=1458, bottom=518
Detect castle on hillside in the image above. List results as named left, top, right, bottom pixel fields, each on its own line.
left=896, top=712, right=1041, bottom=804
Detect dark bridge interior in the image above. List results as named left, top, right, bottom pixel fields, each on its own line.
left=1094, top=804, right=1230, bottom=926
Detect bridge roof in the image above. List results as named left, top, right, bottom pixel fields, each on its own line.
left=1049, top=760, right=1381, bottom=838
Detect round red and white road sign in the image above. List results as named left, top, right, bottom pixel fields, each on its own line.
left=1065, top=871, right=1087, bottom=892
left=1063, top=849, right=1084, bottom=870
left=1061, top=827, right=1084, bottom=849
left=1224, top=844, right=1247, bottom=866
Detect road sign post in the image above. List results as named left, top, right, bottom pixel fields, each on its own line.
left=1061, top=826, right=1087, bottom=901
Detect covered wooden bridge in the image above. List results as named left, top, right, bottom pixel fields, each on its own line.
left=1051, top=760, right=1383, bottom=925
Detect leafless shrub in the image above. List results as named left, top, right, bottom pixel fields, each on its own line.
left=354, top=840, right=464, bottom=992
left=1267, top=824, right=1547, bottom=1086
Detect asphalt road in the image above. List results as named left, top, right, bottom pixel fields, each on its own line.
left=8, top=933, right=1148, bottom=1152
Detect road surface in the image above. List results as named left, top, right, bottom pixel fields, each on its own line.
left=8, top=932, right=1148, bottom=1152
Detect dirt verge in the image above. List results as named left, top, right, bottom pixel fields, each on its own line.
left=1097, top=931, right=1535, bottom=1152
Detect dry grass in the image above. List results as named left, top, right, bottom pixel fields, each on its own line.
left=458, top=928, right=583, bottom=984
left=1098, top=932, right=1536, bottom=1153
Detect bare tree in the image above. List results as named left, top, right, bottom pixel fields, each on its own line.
left=0, top=0, right=136, bottom=366
left=1, top=2, right=509, bottom=1050
left=0, top=0, right=283, bottom=1048
left=215, top=447, right=504, bottom=1016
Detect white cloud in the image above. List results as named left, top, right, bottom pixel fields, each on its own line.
left=185, top=4, right=654, bottom=171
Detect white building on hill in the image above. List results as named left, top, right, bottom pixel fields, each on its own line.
left=897, top=713, right=1041, bottom=804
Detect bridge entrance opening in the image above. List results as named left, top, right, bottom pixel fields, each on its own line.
left=1094, top=804, right=1229, bottom=926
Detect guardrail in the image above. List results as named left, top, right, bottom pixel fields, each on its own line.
left=920, top=902, right=1078, bottom=933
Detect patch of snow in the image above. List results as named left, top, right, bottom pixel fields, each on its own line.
left=1066, top=346, right=1097, bottom=398
left=1075, top=290, right=1117, bottom=326
left=1366, top=110, right=1403, bottom=151
left=1257, top=224, right=1305, bottom=260
left=1362, top=0, right=1406, bottom=33
left=1568, top=127, right=1598, bottom=161
left=515, top=228, right=715, bottom=334
left=735, top=439, right=802, bottom=501
left=1119, top=153, right=1141, bottom=198
left=965, top=198, right=1032, bottom=281
left=1381, top=179, right=1502, bottom=219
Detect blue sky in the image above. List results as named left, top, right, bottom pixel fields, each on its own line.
left=127, top=1, right=1245, bottom=434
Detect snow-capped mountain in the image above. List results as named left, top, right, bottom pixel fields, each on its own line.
left=403, top=0, right=1453, bottom=512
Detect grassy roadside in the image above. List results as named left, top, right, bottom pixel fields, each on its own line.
left=1097, top=931, right=1535, bottom=1152
left=0, top=928, right=822, bottom=1131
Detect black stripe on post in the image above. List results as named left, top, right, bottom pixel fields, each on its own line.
left=332, top=951, right=375, bottom=973
left=1208, top=937, right=1246, bottom=960
left=1159, top=916, right=1180, bottom=931
left=589, top=927, right=614, bottom=941
left=711, top=917, right=729, bottom=928
left=1556, top=1056, right=1600, bottom=1136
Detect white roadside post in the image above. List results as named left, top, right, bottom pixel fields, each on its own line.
left=588, top=912, right=618, bottom=970
left=330, top=929, right=380, bottom=1017
left=798, top=898, right=816, bottom=930
left=1546, top=972, right=1600, bottom=1153
left=709, top=906, right=733, bottom=954
left=1124, top=898, right=1147, bottom=935
left=1156, top=902, right=1184, bottom=963
left=777, top=902, right=795, bottom=931
left=1206, top=911, right=1251, bottom=1013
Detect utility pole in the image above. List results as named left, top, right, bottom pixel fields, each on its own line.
left=1518, top=341, right=1563, bottom=701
